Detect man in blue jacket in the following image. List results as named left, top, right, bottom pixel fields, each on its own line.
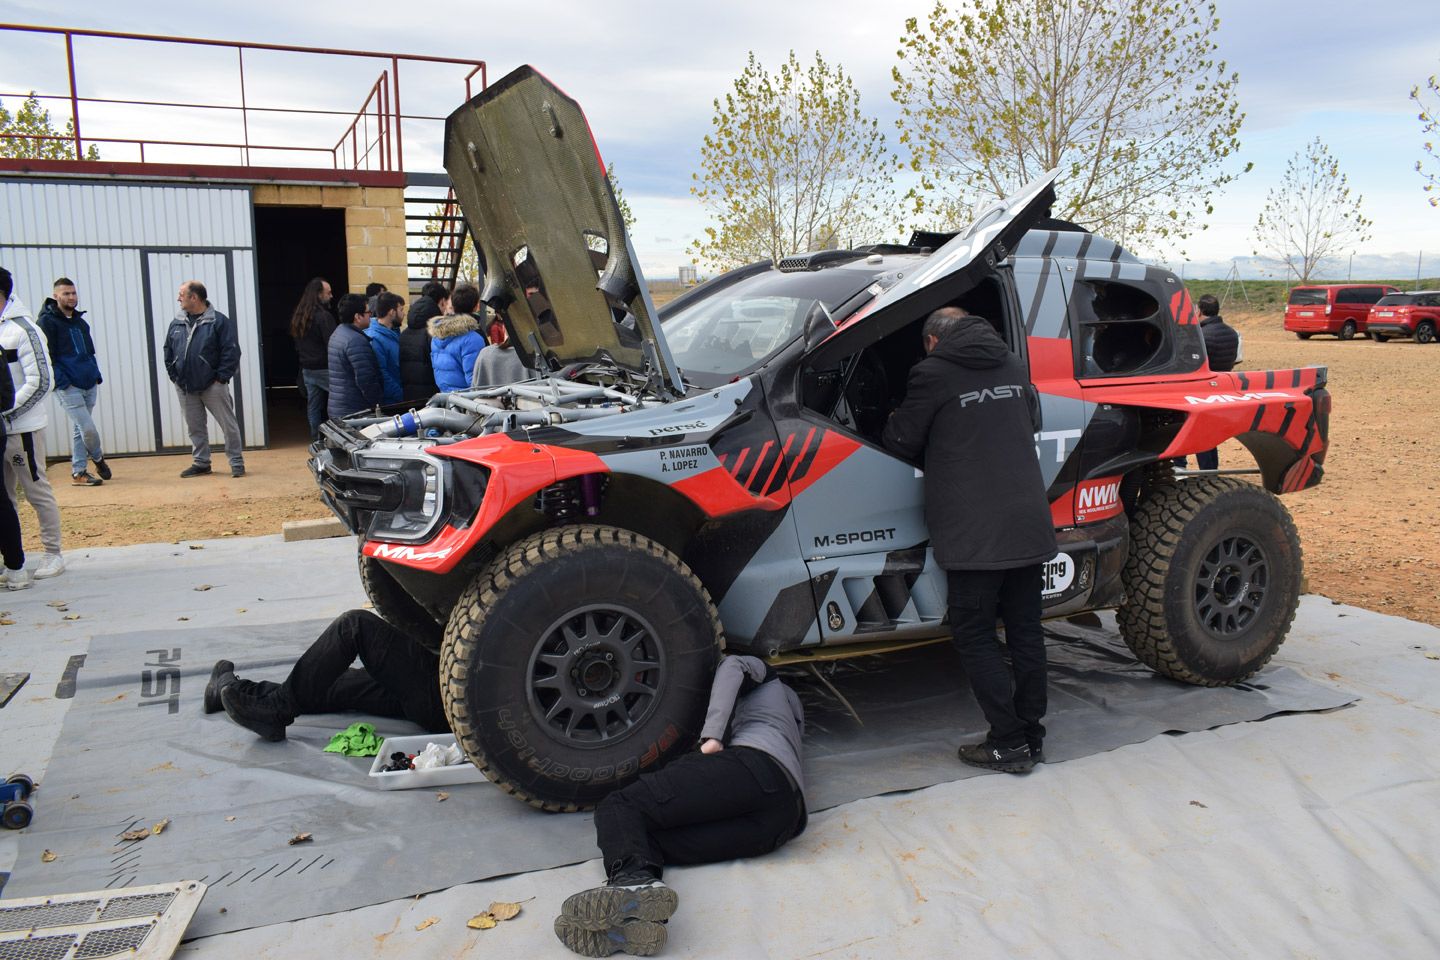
left=366, top=292, right=405, bottom=406
left=165, top=281, right=245, bottom=478
left=328, top=293, right=383, bottom=418
left=37, top=278, right=111, bottom=486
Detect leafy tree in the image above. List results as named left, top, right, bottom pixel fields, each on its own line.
left=0, top=93, right=99, bottom=160
left=690, top=51, right=894, bottom=270
left=1413, top=68, right=1439, bottom=207
left=892, top=0, right=1245, bottom=246
left=1252, top=138, right=1372, bottom=283
left=606, top=163, right=636, bottom=230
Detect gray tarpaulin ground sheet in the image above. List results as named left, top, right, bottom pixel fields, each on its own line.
left=5, top=612, right=1351, bottom=938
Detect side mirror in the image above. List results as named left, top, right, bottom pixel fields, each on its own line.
left=803, top=301, right=837, bottom=350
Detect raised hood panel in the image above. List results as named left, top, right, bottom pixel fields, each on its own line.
left=807, top=168, right=1060, bottom=366
left=443, top=66, right=682, bottom=391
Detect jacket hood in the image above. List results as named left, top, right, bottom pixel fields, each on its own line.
left=39, top=297, right=85, bottom=321
left=428, top=312, right=481, bottom=341
left=368, top=317, right=400, bottom=340
left=407, top=295, right=440, bottom=329
left=174, top=303, right=216, bottom=324
left=931, top=318, right=1009, bottom=369
left=0, top=296, right=31, bottom=324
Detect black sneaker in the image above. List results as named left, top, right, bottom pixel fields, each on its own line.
left=180, top=464, right=212, bottom=478
left=1028, top=742, right=1045, bottom=764
left=71, top=470, right=102, bottom=486
left=204, top=659, right=236, bottom=714
left=560, top=878, right=678, bottom=931
left=958, top=740, right=1036, bottom=774
left=231, top=465, right=246, bottom=478
left=94, top=458, right=112, bottom=481
left=220, top=682, right=294, bottom=742
left=554, top=915, right=666, bottom=957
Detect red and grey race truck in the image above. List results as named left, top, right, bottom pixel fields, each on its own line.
left=311, top=67, right=1331, bottom=810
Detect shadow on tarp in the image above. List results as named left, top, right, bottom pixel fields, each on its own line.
left=5, top=615, right=1353, bottom=936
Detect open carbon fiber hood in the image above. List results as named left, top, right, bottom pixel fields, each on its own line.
left=443, top=66, right=682, bottom=393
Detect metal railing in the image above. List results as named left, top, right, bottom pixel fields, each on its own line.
left=0, top=23, right=486, bottom=176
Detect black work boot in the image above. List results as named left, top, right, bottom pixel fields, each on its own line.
left=553, top=915, right=667, bottom=957
left=958, top=740, right=1036, bottom=774
left=203, top=660, right=236, bottom=714
left=560, top=859, right=677, bottom=932
left=220, top=681, right=297, bottom=742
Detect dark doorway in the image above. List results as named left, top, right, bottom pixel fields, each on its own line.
left=254, top=205, right=347, bottom=445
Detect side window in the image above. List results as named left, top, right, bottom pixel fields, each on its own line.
left=1335, top=287, right=1360, bottom=304
left=1072, top=279, right=1169, bottom=377
left=1360, top=287, right=1385, bottom=305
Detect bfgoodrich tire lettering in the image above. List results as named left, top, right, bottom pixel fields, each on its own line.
left=1117, top=477, right=1302, bottom=686
left=358, top=553, right=444, bottom=652
left=440, top=525, right=722, bottom=811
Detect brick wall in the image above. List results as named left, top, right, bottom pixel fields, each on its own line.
left=251, top=183, right=408, bottom=294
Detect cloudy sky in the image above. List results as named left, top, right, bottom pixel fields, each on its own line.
left=1, top=0, right=1435, bottom=281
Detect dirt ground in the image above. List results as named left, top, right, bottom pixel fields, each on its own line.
left=17, top=309, right=1438, bottom=625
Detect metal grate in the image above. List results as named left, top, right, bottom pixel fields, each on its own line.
left=73, top=925, right=151, bottom=959
left=0, top=903, right=100, bottom=934
left=0, top=934, right=77, bottom=960
left=96, top=893, right=173, bottom=922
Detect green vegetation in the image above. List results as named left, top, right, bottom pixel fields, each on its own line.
left=0, top=92, right=98, bottom=160
left=1183, top=278, right=1440, bottom=314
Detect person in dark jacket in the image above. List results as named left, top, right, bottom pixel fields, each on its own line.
left=1196, top=294, right=1240, bottom=470
left=327, top=293, right=383, bottom=417
left=37, top=278, right=111, bottom=484
left=554, top=654, right=806, bottom=958
left=290, top=277, right=336, bottom=441
left=400, top=281, right=447, bottom=401
left=882, top=307, right=1057, bottom=774
left=165, top=281, right=245, bottom=478
left=204, top=609, right=448, bottom=741
left=429, top=283, right=487, bottom=393
left=366, top=292, right=405, bottom=405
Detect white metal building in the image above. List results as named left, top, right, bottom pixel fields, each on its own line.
left=0, top=179, right=265, bottom=459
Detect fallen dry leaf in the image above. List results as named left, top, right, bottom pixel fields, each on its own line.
left=415, top=916, right=439, bottom=931
left=151, top=818, right=170, bottom=835
left=46, top=600, right=68, bottom=608
left=225, top=816, right=236, bottom=822
left=120, top=829, right=149, bottom=842
left=488, top=901, right=522, bottom=922
left=1189, top=800, right=1208, bottom=809
left=436, top=792, right=450, bottom=802
left=467, top=913, right=497, bottom=930
left=236, top=608, right=247, bottom=614
left=188, top=544, right=204, bottom=550
left=1426, top=654, right=1440, bottom=661
left=288, top=832, right=313, bottom=845
left=0, top=618, right=14, bottom=626
left=177, top=616, right=190, bottom=621
left=194, top=584, right=213, bottom=592
left=41, top=850, right=57, bottom=863
left=62, top=614, right=82, bottom=621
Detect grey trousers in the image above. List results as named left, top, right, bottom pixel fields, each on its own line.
left=178, top=381, right=245, bottom=469
left=2, top=426, right=62, bottom=556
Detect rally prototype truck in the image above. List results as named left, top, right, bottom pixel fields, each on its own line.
left=311, top=67, right=1330, bottom=810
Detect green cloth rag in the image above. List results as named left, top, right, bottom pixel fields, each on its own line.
left=323, top=721, right=383, bottom=757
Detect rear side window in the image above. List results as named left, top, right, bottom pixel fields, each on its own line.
left=1288, top=288, right=1328, bottom=305
left=1336, top=286, right=1386, bottom=305
left=1420, top=294, right=1440, bottom=308
left=1375, top=294, right=1414, bottom=306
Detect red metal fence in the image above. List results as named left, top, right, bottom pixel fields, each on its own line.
left=0, top=24, right=486, bottom=180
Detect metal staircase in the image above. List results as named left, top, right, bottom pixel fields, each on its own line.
left=403, top=180, right=466, bottom=293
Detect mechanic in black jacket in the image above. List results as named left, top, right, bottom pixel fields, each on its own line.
left=883, top=307, right=1057, bottom=774
left=1196, top=294, right=1240, bottom=470
left=399, top=281, right=447, bottom=402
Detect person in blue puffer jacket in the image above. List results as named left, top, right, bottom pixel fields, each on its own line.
left=327, top=294, right=383, bottom=418
left=429, top=283, right=487, bottom=393
left=366, top=292, right=405, bottom=406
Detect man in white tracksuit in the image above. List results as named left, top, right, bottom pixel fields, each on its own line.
left=0, top=268, right=65, bottom=581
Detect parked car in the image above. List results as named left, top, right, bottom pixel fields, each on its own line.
left=311, top=66, right=1331, bottom=811
left=1283, top=283, right=1399, bottom=340
left=1366, top=291, right=1440, bottom=343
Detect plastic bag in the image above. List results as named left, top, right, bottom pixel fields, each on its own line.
left=411, top=740, right=465, bottom=770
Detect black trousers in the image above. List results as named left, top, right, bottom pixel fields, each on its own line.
left=593, top=747, right=805, bottom=880
left=946, top=565, right=1047, bottom=750
left=1196, top=448, right=1219, bottom=470
left=0, top=424, right=21, bottom=571
left=281, top=609, right=449, bottom=733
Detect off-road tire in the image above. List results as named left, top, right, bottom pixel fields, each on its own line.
left=358, top=553, right=443, bottom=653
left=1339, top=320, right=1357, bottom=340
left=440, top=525, right=723, bottom=811
left=1117, top=477, right=1302, bottom=686
left=1295, top=332, right=1312, bottom=340
left=1416, top=321, right=1436, bottom=345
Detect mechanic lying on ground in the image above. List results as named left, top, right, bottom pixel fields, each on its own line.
left=204, top=610, right=448, bottom=740
left=553, top=654, right=806, bottom=958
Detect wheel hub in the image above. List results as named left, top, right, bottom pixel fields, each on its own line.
left=527, top=605, right=665, bottom=746
left=1194, top=535, right=1269, bottom=637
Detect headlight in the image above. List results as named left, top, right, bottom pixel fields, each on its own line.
left=352, top=449, right=447, bottom=542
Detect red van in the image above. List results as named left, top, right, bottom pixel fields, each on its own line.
left=1284, top=284, right=1399, bottom=340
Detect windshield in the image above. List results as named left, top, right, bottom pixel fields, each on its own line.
left=1374, top=294, right=1414, bottom=306
left=660, top=268, right=874, bottom=388
left=1288, top=288, right=1329, bottom=306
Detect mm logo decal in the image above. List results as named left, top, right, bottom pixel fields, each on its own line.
left=1184, top=391, right=1289, bottom=405
left=1074, top=477, right=1123, bottom=523
left=369, top=543, right=455, bottom=562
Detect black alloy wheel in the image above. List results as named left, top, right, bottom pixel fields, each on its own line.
left=1193, top=535, right=1269, bottom=637
left=1416, top=321, right=1436, bottom=345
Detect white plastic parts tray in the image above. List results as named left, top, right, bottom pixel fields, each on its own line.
left=367, top=733, right=488, bottom=791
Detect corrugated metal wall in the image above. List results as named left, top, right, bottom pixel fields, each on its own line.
left=0, top=180, right=265, bottom=459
